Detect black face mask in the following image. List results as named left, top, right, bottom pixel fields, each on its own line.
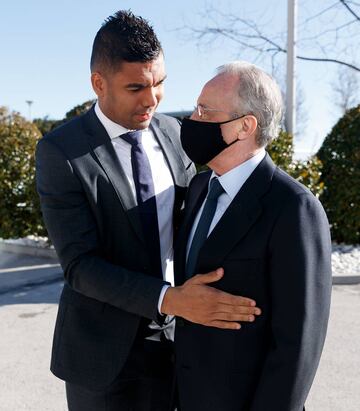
left=180, top=116, right=244, bottom=165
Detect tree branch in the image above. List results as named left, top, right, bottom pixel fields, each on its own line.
left=296, top=55, right=360, bottom=71
left=340, top=0, right=360, bottom=20
left=299, top=19, right=358, bottom=44
left=301, top=1, right=339, bottom=25
left=179, top=1, right=360, bottom=72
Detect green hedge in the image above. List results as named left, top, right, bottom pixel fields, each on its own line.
left=0, top=101, right=96, bottom=239
left=267, top=131, right=324, bottom=198
left=317, top=105, right=360, bottom=244
left=0, top=107, right=45, bottom=238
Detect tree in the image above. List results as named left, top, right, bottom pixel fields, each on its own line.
left=33, top=115, right=60, bottom=136
left=332, top=66, right=360, bottom=115
left=181, top=1, right=360, bottom=72
left=317, top=104, right=360, bottom=244
left=63, top=99, right=96, bottom=120
left=0, top=107, right=45, bottom=238
left=33, top=99, right=96, bottom=137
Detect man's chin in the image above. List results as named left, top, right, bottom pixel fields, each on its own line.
left=132, top=115, right=153, bottom=130
left=137, top=119, right=152, bottom=129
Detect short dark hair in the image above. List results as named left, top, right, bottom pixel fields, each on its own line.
left=90, top=10, right=162, bottom=72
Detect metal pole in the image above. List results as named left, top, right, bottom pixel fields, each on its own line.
left=25, top=100, right=33, bottom=121
left=286, top=0, right=297, bottom=136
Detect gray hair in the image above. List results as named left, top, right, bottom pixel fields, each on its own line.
left=216, top=61, right=283, bottom=147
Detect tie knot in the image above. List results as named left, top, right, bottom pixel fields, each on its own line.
left=207, top=178, right=224, bottom=200
left=120, top=130, right=143, bottom=146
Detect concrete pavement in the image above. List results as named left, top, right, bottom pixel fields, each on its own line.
left=306, top=284, right=360, bottom=410
left=0, top=248, right=359, bottom=410
left=0, top=281, right=66, bottom=411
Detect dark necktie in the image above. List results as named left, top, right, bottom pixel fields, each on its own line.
left=186, top=177, right=224, bottom=278
left=120, top=131, right=162, bottom=278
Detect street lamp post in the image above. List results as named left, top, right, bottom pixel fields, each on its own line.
left=286, top=0, right=297, bottom=136
left=25, top=100, right=33, bottom=121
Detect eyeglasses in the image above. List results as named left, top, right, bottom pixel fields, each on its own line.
left=194, top=103, right=242, bottom=120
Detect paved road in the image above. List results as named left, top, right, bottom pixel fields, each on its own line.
left=306, top=284, right=360, bottom=410
left=0, top=258, right=359, bottom=410
left=0, top=281, right=66, bottom=411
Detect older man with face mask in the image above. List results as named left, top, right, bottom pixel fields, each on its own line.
left=166, top=61, right=332, bottom=411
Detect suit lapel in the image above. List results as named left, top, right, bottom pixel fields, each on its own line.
left=82, top=107, right=144, bottom=243
left=196, top=154, right=276, bottom=273
left=174, top=172, right=211, bottom=284
left=150, top=115, right=195, bottom=236
left=199, top=191, right=262, bottom=270
left=150, top=116, right=188, bottom=188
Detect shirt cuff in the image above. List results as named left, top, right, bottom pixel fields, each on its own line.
left=158, top=284, right=171, bottom=315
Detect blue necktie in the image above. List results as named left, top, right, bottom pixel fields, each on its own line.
left=121, top=131, right=162, bottom=278
left=186, top=177, right=224, bottom=278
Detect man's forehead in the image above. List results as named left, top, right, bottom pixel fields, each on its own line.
left=200, top=73, right=238, bottom=105
left=206, top=72, right=237, bottom=91
left=110, top=55, right=165, bottom=81
left=122, top=54, right=164, bottom=72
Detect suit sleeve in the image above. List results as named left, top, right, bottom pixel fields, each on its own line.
left=250, top=192, right=332, bottom=411
left=36, top=138, right=167, bottom=321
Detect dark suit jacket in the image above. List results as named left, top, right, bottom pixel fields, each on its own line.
left=174, top=154, right=332, bottom=411
left=35, top=107, right=196, bottom=390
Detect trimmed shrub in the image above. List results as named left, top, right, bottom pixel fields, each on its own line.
left=0, top=107, right=45, bottom=238
left=267, top=130, right=294, bottom=171
left=268, top=131, right=323, bottom=197
left=317, top=105, right=360, bottom=244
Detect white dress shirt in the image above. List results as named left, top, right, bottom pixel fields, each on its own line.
left=186, top=149, right=266, bottom=261
left=94, top=103, right=175, bottom=324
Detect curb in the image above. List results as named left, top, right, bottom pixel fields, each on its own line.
left=332, top=276, right=360, bottom=285
left=0, top=241, right=58, bottom=260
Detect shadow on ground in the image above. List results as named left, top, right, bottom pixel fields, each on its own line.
left=0, top=280, right=63, bottom=306
left=0, top=250, right=63, bottom=306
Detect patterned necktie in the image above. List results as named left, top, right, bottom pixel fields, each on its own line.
left=186, top=177, right=224, bottom=278
left=120, top=131, right=162, bottom=278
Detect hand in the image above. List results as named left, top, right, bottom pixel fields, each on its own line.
left=161, top=268, right=261, bottom=330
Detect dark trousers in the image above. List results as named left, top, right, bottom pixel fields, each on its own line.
left=66, top=339, right=175, bottom=411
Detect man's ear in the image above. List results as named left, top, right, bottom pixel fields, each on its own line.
left=91, top=72, right=105, bottom=97
left=237, top=115, right=258, bottom=140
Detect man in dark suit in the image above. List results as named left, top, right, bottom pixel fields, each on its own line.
left=171, top=61, right=332, bottom=411
left=36, top=12, right=260, bottom=411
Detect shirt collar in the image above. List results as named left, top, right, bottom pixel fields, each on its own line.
left=94, top=101, right=145, bottom=139
left=210, top=149, right=266, bottom=201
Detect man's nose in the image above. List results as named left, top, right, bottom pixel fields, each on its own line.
left=142, top=88, right=157, bottom=108
left=190, top=111, right=198, bottom=120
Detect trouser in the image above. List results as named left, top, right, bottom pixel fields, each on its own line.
left=66, top=338, right=175, bottom=411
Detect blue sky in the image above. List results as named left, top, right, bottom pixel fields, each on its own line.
left=1, top=0, right=359, bottom=158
